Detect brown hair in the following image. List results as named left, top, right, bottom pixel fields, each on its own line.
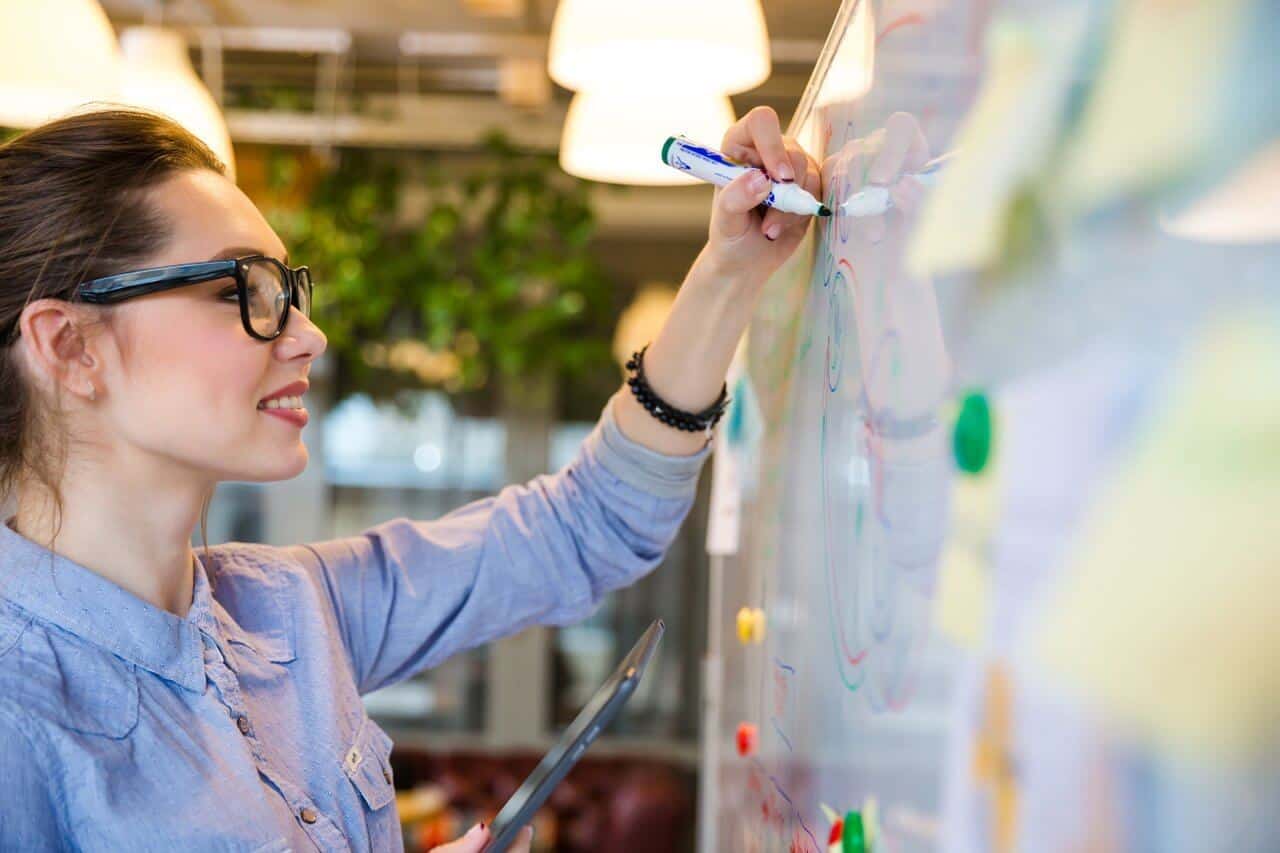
left=0, top=107, right=227, bottom=555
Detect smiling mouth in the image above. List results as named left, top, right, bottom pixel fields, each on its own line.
left=257, top=395, right=305, bottom=410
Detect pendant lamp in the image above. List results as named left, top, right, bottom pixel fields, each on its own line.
left=0, top=0, right=121, bottom=128
left=560, top=89, right=736, bottom=185
left=119, top=26, right=236, bottom=181
left=549, top=0, right=770, bottom=95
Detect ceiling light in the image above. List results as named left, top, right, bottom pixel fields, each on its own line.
left=560, top=89, right=736, bottom=185
left=549, top=0, right=770, bottom=95
left=119, top=26, right=236, bottom=181
left=0, top=0, right=121, bottom=128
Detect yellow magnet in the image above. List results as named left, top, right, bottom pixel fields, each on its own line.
left=737, top=606, right=766, bottom=644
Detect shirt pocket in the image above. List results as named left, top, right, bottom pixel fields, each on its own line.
left=342, top=714, right=399, bottom=850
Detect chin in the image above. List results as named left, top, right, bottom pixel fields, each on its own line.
left=234, top=445, right=310, bottom=483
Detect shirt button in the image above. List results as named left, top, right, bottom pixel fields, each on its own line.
left=299, top=807, right=318, bottom=825
left=236, top=715, right=251, bottom=736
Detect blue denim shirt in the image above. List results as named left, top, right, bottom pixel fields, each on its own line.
left=0, top=401, right=709, bottom=851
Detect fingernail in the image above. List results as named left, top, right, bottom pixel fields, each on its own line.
left=777, top=164, right=795, bottom=182
left=766, top=224, right=782, bottom=240
left=751, top=171, right=770, bottom=191
left=468, top=823, right=484, bottom=836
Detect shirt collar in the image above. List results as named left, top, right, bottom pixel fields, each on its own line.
left=0, top=516, right=210, bottom=692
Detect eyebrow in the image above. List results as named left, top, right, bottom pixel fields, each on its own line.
left=208, top=246, right=290, bottom=265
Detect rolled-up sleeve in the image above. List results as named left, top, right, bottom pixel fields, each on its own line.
left=288, top=396, right=711, bottom=695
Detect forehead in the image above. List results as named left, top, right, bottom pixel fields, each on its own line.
left=143, top=169, right=288, bottom=265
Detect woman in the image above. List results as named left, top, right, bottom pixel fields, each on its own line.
left=0, top=106, right=820, bottom=851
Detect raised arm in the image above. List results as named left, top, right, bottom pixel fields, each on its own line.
left=285, top=396, right=708, bottom=694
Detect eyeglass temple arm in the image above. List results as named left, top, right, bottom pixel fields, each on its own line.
left=78, top=261, right=238, bottom=304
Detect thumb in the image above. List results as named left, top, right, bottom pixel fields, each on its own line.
left=711, top=169, right=773, bottom=243
left=431, top=823, right=489, bottom=852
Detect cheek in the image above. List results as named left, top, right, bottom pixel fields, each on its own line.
left=112, top=311, right=265, bottom=444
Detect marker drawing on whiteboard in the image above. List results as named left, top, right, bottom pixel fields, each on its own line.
left=662, top=135, right=832, bottom=217
left=840, top=151, right=955, bottom=217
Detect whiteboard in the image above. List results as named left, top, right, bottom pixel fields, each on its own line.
left=701, top=1, right=1280, bottom=851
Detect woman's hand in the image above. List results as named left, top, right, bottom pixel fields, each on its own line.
left=611, top=106, right=823, bottom=458
left=703, top=106, right=824, bottom=286
left=431, top=823, right=533, bottom=853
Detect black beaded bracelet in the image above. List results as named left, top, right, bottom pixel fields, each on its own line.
left=624, top=345, right=731, bottom=434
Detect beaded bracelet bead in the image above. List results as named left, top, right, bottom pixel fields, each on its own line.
left=624, top=345, right=731, bottom=434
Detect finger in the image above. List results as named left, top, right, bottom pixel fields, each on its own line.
left=723, top=106, right=794, bottom=182
left=713, top=169, right=773, bottom=241
left=760, top=204, right=790, bottom=241
left=867, top=111, right=930, bottom=185
left=721, top=142, right=764, bottom=170
left=719, top=170, right=774, bottom=216
left=888, top=175, right=925, bottom=216
left=762, top=142, right=824, bottom=238
left=784, top=145, right=811, bottom=192
left=800, top=151, right=823, bottom=211
left=431, top=823, right=489, bottom=852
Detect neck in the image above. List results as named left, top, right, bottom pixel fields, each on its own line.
left=12, top=470, right=211, bottom=617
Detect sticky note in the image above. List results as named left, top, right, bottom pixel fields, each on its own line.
left=933, top=548, right=991, bottom=649
left=906, top=7, right=1089, bottom=278
left=933, top=440, right=1002, bottom=649
left=1035, top=313, right=1280, bottom=763
left=1054, top=0, right=1253, bottom=215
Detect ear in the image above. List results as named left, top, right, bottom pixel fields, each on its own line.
left=15, top=298, right=104, bottom=402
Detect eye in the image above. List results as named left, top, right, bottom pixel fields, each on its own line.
left=219, top=288, right=239, bottom=302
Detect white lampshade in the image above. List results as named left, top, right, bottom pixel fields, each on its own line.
left=548, top=0, right=770, bottom=95
left=0, top=0, right=121, bottom=128
left=1162, top=140, right=1280, bottom=244
left=560, top=90, right=736, bottom=185
left=119, top=26, right=236, bottom=181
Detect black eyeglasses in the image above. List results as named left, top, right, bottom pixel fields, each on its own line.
left=75, top=254, right=313, bottom=342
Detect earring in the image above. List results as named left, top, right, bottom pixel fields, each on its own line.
left=87, top=384, right=96, bottom=402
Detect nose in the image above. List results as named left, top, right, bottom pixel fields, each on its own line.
left=273, top=308, right=327, bottom=364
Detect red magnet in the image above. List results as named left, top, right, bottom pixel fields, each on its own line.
left=828, top=817, right=844, bottom=848
left=736, top=722, right=758, bottom=756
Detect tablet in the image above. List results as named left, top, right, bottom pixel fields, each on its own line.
left=481, top=618, right=665, bottom=853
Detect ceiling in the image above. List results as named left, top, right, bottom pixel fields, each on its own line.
left=99, top=0, right=840, bottom=119
left=102, top=0, right=840, bottom=42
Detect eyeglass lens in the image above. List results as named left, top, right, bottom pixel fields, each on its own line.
left=244, top=260, right=311, bottom=338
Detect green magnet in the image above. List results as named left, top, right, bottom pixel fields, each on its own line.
left=842, top=811, right=866, bottom=853
left=953, top=391, right=993, bottom=475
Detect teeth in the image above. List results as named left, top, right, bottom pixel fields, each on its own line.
left=259, top=395, right=304, bottom=410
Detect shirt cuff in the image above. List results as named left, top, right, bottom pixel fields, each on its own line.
left=580, top=396, right=713, bottom=499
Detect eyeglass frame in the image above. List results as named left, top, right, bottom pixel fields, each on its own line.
left=73, top=254, right=313, bottom=342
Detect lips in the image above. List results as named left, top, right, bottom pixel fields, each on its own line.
left=259, top=379, right=309, bottom=406
left=258, top=378, right=310, bottom=428
left=259, top=406, right=309, bottom=428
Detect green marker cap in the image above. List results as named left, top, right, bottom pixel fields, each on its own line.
left=953, top=390, right=993, bottom=475
left=661, top=136, right=677, bottom=166
left=842, top=810, right=866, bottom=853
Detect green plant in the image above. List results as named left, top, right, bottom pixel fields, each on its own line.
left=261, top=132, right=619, bottom=416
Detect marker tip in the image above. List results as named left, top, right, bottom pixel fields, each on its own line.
left=818, top=205, right=832, bottom=217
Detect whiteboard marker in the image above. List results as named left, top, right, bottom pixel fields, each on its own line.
left=840, top=152, right=955, bottom=217
left=661, top=135, right=831, bottom=217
